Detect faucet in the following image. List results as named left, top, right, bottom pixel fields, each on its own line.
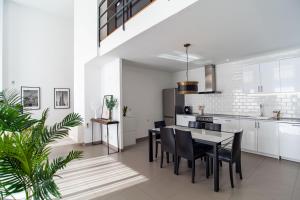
left=259, top=104, right=264, bottom=117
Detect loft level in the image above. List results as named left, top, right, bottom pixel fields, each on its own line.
left=99, top=0, right=155, bottom=44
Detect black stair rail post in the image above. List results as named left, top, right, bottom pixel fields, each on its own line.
left=122, top=0, right=125, bottom=31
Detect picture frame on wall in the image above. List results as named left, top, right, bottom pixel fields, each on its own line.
left=54, top=88, right=70, bottom=109
left=101, top=95, right=113, bottom=119
left=21, top=86, right=41, bottom=110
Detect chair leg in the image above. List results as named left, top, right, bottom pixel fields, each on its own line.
left=206, top=157, right=210, bottom=179
left=210, top=157, right=213, bottom=174
left=238, top=159, right=243, bottom=180
left=173, top=154, right=177, bottom=174
left=155, top=142, right=159, bottom=158
left=192, top=160, right=196, bottom=183
left=172, top=154, right=175, bottom=162
left=160, top=151, right=164, bottom=168
left=166, top=152, right=170, bottom=163
left=176, top=156, right=181, bottom=175
left=229, top=163, right=234, bottom=188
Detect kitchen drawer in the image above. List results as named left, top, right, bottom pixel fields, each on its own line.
left=176, top=115, right=196, bottom=127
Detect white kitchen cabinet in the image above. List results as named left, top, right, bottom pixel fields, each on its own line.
left=213, top=117, right=239, bottom=132
left=260, top=61, right=281, bottom=93
left=279, top=123, right=300, bottom=161
left=242, top=64, right=260, bottom=93
left=239, top=119, right=257, bottom=152
left=257, top=121, right=279, bottom=156
left=176, top=115, right=196, bottom=127
left=280, top=57, right=300, bottom=92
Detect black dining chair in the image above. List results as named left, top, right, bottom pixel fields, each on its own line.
left=188, top=121, right=203, bottom=129
left=175, top=129, right=206, bottom=183
left=154, top=121, right=166, bottom=158
left=160, top=128, right=176, bottom=173
left=204, top=123, right=222, bottom=132
left=206, top=130, right=243, bottom=188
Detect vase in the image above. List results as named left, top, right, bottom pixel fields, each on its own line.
left=109, top=110, right=112, bottom=120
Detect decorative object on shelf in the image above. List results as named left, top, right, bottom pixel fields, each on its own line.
left=21, top=86, right=40, bottom=110
left=198, top=105, right=205, bottom=115
left=273, top=110, right=281, bottom=120
left=123, top=105, right=128, bottom=117
left=0, top=89, right=83, bottom=200
left=101, top=95, right=118, bottom=120
left=177, top=43, right=199, bottom=94
left=54, top=88, right=70, bottom=109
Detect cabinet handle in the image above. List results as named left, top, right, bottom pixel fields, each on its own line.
left=255, top=121, right=257, bottom=128
left=258, top=86, right=260, bottom=92
left=258, top=122, right=260, bottom=128
left=225, top=120, right=231, bottom=122
left=261, top=86, right=263, bottom=92
left=292, top=124, right=300, bottom=127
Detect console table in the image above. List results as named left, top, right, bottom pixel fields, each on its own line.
left=91, top=118, right=120, bottom=155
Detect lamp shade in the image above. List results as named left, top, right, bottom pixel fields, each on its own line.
left=177, top=81, right=199, bottom=94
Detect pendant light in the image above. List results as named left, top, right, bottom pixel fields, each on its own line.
left=177, top=43, right=199, bottom=94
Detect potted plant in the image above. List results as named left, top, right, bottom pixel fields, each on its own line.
left=105, top=96, right=118, bottom=120
left=0, top=90, right=83, bottom=200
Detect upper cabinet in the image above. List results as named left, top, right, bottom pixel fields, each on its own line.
left=243, top=64, right=260, bottom=93
left=242, top=61, right=281, bottom=94
left=280, top=57, right=300, bottom=92
left=260, top=61, right=281, bottom=93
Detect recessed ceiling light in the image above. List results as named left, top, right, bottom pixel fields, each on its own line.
left=226, top=58, right=230, bottom=62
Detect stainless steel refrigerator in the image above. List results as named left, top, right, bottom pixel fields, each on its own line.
left=163, top=88, right=185, bottom=125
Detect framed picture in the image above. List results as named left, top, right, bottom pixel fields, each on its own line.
left=101, top=95, right=113, bottom=119
left=54, top=88, right=70, bottom=109
left=21, top=86, right=40, bottom=110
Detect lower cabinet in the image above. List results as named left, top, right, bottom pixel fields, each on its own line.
left=239, top=119, right=258, bottom=152
left=279, top=123, right=300, bottom=161
left=176, top=115, right=196, bottom=127
left=257, top=121, right=279, bottom=156
left=213, top=117, right=240, bottom=132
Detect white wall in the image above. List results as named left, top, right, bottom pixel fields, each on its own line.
left=122, top=60, right=173, bottom=138
left=84, top=58, right=122, bottom=148
left=3, top=1, right=74, bottom=125
left=73, top=0, right=98, bottom=142
left=173, top=49, right=300, bottom=118
left=99, top=0, right=199, bottom=55
left=0, top=0, right=3, bottom=90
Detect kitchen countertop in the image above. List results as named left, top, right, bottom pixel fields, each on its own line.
left=177, top=113, right=300, bottom=123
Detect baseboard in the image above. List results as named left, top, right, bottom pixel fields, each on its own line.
left=136, top=136, right=148, bottom=143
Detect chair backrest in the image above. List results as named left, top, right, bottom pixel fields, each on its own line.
left=154, top=121, right=166, bottom=128
left=188, top=121, right=203, bottom=129
left=204, top=123, right=222, bottom=132
left=175, top=129, right=194, bottom=160
left=231, top=130, right=243, bottom=161
left=160, top=128, right=176, bottom=154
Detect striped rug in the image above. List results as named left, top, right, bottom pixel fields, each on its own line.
left=55, top=156, right=148, bottom=200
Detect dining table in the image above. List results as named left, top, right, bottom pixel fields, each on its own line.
left=148, top=125, right=238, bottom=192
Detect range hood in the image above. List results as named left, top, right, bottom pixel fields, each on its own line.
left=198, top=64, right=221, bottom=94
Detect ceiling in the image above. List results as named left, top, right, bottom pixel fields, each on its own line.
left=9, top=0, right=74, bottom=18
left=103, top=0, right=300, bottom=72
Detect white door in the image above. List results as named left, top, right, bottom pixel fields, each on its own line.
left=279, top=123, right=300, bottom=161
left=259, top=61, right=281, bottom=93
left=242, top=64, right=260, bottom=93
left=240, top=119, right=257, bottom=152
left=257, top=121, right=279, bottom=156
left=280, top=57, right=300, bottom=92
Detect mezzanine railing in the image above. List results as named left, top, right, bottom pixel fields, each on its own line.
left=98, top=0, right=154, bottom=45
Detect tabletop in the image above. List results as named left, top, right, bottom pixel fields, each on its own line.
left=151, top=125, right=238, bottom=144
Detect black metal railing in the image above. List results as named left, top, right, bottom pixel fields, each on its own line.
left=98, top=0, right=154, bottom=45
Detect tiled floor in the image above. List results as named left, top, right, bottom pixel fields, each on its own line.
left=51, top=141, right=300, bottom=200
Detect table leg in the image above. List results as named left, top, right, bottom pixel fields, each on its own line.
left=107, top=125, right=109, bottom=155
left=213, top=143, right=220, bottom=192
left=117, top=123, right=119, bottom=152
left=149, top=130, right=153, bottom=162
left=100, top=124, right=103, bottom=144
left=91, top=121, right=94, bottom=145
